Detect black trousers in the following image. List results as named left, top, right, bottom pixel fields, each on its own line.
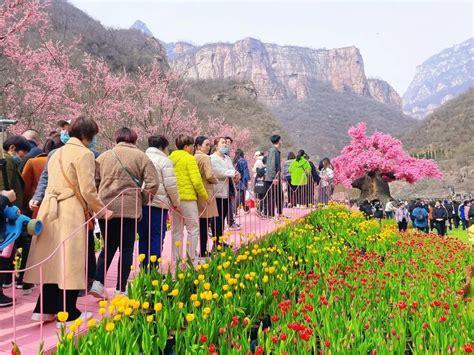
left=16, top=233, right=32, bottom=285
left=199, top=217, right=212, bottom=257
left=235, top=189, right=249, bottom=213
left=87, top=230, right=96, bottom=280
left=453, top=216, right=460, bottom=229
left=398, top=220, right=408, bottom=232
left=34, top=284, right=80, bottom=319
left=435, top=220, right=446, bottom=236
left=95, top=218, right=136, bottom=292
left=212, top=198, right=229, bottom=245
left=264, top=181, right=283, bottom=217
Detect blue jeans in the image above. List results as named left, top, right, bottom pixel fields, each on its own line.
left=138, top=206, right=168, bottom=266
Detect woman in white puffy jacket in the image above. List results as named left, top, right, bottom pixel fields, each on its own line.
left=138, top=135, right=180, bottom=266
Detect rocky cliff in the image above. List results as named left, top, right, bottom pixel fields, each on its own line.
left=167, top=37, right=401, bottom=107
left=367, top=79, right=402, bottom=108
left=402, top=38, right=473, bottom=119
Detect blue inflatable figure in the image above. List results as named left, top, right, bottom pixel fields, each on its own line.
left=0, top=204, right=43, bottom=252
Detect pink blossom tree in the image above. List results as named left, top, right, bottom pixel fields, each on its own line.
left=126, top=65, right=200, bottom=141
left=332, top=122, right=443, bottom=203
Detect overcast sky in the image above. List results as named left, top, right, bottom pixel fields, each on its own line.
left=70, top=0, right=473, bottom=95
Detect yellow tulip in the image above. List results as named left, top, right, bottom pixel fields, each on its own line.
left=175, top=241, right=181, bottom=247
left=162, top=284, right=169, bottom=291
left=193, top=300, right=201, bottom=307
left=57, top=311, right=69, bottom=322
left=66, top=332, right=74, bottom=341
left=178, top=273, right=185, bottom=280
left=178, top=302, right=184, bottom=309
left=99, top=307, right=106, bottom=315
left=152, top=280, right=159, bottom=287
left=150, top=255, right=157, bottom=263
left=124, top=307, right=133, bottom=316
left=170, top=289, right=179, bottom=297
left=190, top=294, right=198, bottom=301
left=154, top=303, right=163, bottom=312
left=113, top=314, right=121, bottom=321
left=138, top=254, right=146, bottom=263
left=146, top=315, right=154, bottom=322
left=185, top=313, right=195, bottom=322
left=142, top=302, right=150, bottom=310
left=204, top=283, right=211, bottom=290
left=203, top=307, right=211, bottom=315
left=105, top=322, right=115, bottom=332
left=87, top=318, right=97, bottom=327
left=99, top=300, right=108, bottom=308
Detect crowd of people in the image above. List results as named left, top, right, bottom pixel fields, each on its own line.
left=357, top=198, right=474, bottom=235
left=0, top=117, right=334, bottom=327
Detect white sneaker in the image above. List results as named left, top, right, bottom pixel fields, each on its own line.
left=31, top=312, right=56, bottom=322
left=89, top=281, right=106, bottom=299
left=57, top=311, right=93, bottom=329
left=228, top=224, right=241, bottom=231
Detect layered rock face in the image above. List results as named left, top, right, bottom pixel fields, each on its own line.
left=367, top=79, right=402, bottom=108
left=403, top=38, right=473, bottom=119
left=168, top=37, right=400, bottom=107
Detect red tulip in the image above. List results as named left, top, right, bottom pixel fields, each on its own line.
left=255, top=346, right=264, bottom=355
left=324, top=340, right=331, bottom=347
left=208, top=344, right=216, bottom=353
left=280, top=333, right=288, bottom=341
left=200, top=335, right=208, bottom=344
left=271, top=336, right=278, bottom=344
left=463, top=344, right=473, bottom=353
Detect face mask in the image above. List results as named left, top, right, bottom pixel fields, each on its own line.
left=60, top=131, right=70, bottom=144
left=219, top=146, right=229, bottom=155
left=86, top=136, right=97, bottom=150
left=11, top=154, right=21, bottom=166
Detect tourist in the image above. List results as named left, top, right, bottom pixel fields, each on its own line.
left=289, top=150, right=311, bottom=207
left=444, top=200, right=456, bottom=230
left=412, top=202, right=428, bottom=233
left=170, top=135, right=208, bottom=264
left=224, top=137, right=238, bottom=229
left=452, top=200, right=461, bottom=229
left=0, top=136, right=31, bottom=290
left=211, top=137, right=240, bottom=243
left=264, top=135, right=283, bottom=218
left=459, top=201, right=468, bottom=230
left=24, top=117, right=113, bottom=326
left=359, top=200, right=373, bottom=219
left=395, top=202, right=410, bottom=232
left=254, top=157, right=267, bottom=217
left=194, top=136, right=218, bottom=258
left=384, top=199, right=396, bottom=219
left=28, top=131, right=99, bottom=295
left=468, top=200, right=474, bottom=227
left=427, top=202, right=435, bottom=232
left=432, top=200, right=448, bottom=236
left=138, top=135, right=180, bottom=267
left=252, top=151, right=265, bottom=177
left=91, top=127, right=159, bottom=297
left=318, top=157, right=334, bottom=205
left=57, top=119, right=70, bottom=135
left=305, top=153, right=319, bottom=205
left=20, top=129, right=42, bottom=171
left=282, top=152, right=295, bottom=207
left=233, top=148, right=250, bottom=214
left=0, top=189, right=17, bottom=307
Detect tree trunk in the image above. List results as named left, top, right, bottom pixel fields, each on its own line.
left=352, top=172, right=393, bottom=205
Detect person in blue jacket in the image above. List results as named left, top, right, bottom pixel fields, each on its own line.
left=412, top=202, right=428, bottom=232
left=233, top=149, right=251, bottom=213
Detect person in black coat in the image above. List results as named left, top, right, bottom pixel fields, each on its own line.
left=432, top=200, right=448, bottom=236
left=359, top=200, right=373, bottom=220
left=443, top=200, right=456, bottom=230
left=452, top=200, right=460, bottom=229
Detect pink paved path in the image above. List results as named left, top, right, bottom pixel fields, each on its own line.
left=0, top=207, right=312, bottom=354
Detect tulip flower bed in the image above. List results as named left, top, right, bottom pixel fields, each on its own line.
left=55, top=203, right=473, bottom=354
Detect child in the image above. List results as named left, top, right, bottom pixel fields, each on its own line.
left=0, top=189, right=17, bottom=307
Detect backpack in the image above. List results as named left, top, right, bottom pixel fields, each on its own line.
left=415, top=209, right=425, bottom=222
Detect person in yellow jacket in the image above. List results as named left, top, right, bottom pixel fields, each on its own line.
left=169, top=135, right=208, bottom=265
